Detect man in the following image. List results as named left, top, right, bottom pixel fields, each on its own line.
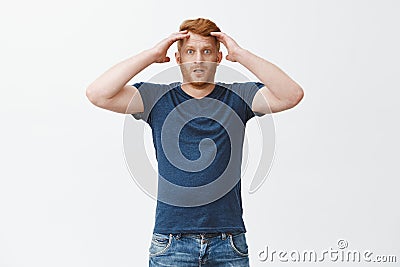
left=86, top=18, right=303, bottom=266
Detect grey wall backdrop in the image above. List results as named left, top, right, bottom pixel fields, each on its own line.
left=0, top=0, right=399, bottom=266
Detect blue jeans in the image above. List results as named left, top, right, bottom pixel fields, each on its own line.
left=148, top=231, right=250, bottom=266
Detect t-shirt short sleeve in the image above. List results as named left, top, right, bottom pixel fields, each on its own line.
left=131, top=82, right=168, bottom=125
left=230, top=82, right=265, bottom=122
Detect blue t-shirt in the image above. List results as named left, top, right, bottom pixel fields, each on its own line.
left=131, top=81, right=264, bottom=234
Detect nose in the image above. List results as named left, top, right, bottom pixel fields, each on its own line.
left=194, top=51, right=204, bottom=63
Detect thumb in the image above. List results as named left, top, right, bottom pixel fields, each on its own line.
left=226, top=54, right=236, bottom=62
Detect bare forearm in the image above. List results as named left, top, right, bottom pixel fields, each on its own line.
left=86, top=49, right=157, bottom=99
left=235, top=49, right=303, bottom=103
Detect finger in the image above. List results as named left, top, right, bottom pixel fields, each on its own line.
left=165, top=34, right=186, bottom=45
left=210, top=31, right=222, bottom=36
left=163, top=57, right=170, bottom=62
left=170, top=30, right=189, bottom=37
left=168, top=37, right=187, bottom=45
left=173, top=30, right=188, bottom=36
left=171, top=31, right=190, bottom=38
left=210, top=32, right=224, bottom=42
left=170, top=33, right=190, bottom=42
left=210, top=32, right=225, bottom=39
left=226, top=55, right=234, bottom=61
left=213, top=35, right=226, bottom=46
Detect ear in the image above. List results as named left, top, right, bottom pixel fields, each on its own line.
left=217, top=51, right=223, bottom=64
left=175, top=51, right=181, bottom=64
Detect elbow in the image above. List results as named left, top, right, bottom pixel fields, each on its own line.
left=86, top=87, right=96, bottom=104
left=296, top=86, right=304, bottom=103
left=289, top=86, right=304, bottom=107
left=86, top=86, right=104, bottom=107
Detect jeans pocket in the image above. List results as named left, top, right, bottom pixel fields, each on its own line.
left=229, top=233, right=249, bottom=257
left=149, top=233, right=172, bottom=257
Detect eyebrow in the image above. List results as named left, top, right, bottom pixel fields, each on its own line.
left=185, top=45, right=214, bottom=49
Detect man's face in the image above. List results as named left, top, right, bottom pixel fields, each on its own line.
left=175, top=32, right=222, bottom=87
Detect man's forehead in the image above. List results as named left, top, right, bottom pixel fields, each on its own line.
left=182, top=33, right=216, bottom=47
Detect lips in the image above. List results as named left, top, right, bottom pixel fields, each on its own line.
left=193, top=69, right=205, bottom=73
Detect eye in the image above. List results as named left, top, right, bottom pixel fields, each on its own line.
left=204, top=49, right=211, bottom=54
left=187, top=49, right=194, bottom=54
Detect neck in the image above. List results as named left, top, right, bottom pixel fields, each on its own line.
left=181, top=82, right=216, bottom=99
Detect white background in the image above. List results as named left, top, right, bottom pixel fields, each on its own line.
left=1, top=0, right=399, bottom=266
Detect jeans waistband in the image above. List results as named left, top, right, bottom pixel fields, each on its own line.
left=174, top=231, right=243, bottom=240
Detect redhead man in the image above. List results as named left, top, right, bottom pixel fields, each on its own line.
left=86, top=18, right=303, bottom=266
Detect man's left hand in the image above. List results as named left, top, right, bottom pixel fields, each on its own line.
left=210, top=32, right=243, bottom=62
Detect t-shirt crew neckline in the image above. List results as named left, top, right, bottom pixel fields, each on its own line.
left=177, top=82, right=221, bottom=100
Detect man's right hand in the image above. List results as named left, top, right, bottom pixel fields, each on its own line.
left=151, top=30, right=190, bottom=63
left=86, top=30, right=190, bottom=114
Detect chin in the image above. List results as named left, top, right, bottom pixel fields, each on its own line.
left=188, top=76, right=214, bottom=87
left=190, top=81, right=209, bottom=87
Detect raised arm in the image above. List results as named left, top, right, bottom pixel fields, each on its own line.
left=86, top=30, right=190, bottom=114
left=210, top=32, right=304, bottom=114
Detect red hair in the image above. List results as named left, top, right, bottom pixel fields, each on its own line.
left=177, top=18, right=221, bottom=51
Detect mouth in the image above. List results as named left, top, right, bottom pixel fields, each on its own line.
left=193, top=68, right=206, bottom=74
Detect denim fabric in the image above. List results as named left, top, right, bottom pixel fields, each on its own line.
left=148, top=231, right=250, bottom=266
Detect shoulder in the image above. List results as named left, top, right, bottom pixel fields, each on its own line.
left=132, top=82, right=179, bottom=101
left=134, top=81, right=182, bottom=91
left=168, top=82, right=181, bottom=90
left=216, top=81, right=264, bottom=90
left=132, top=81, right=170, bottom=90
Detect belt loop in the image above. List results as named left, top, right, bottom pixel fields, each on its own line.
left=221, top=232, right=226, bottom=240
left=175, top=233, right=181, bottom=240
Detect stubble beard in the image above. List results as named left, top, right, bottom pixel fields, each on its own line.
left=181, top=65, right=217, bottom=89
